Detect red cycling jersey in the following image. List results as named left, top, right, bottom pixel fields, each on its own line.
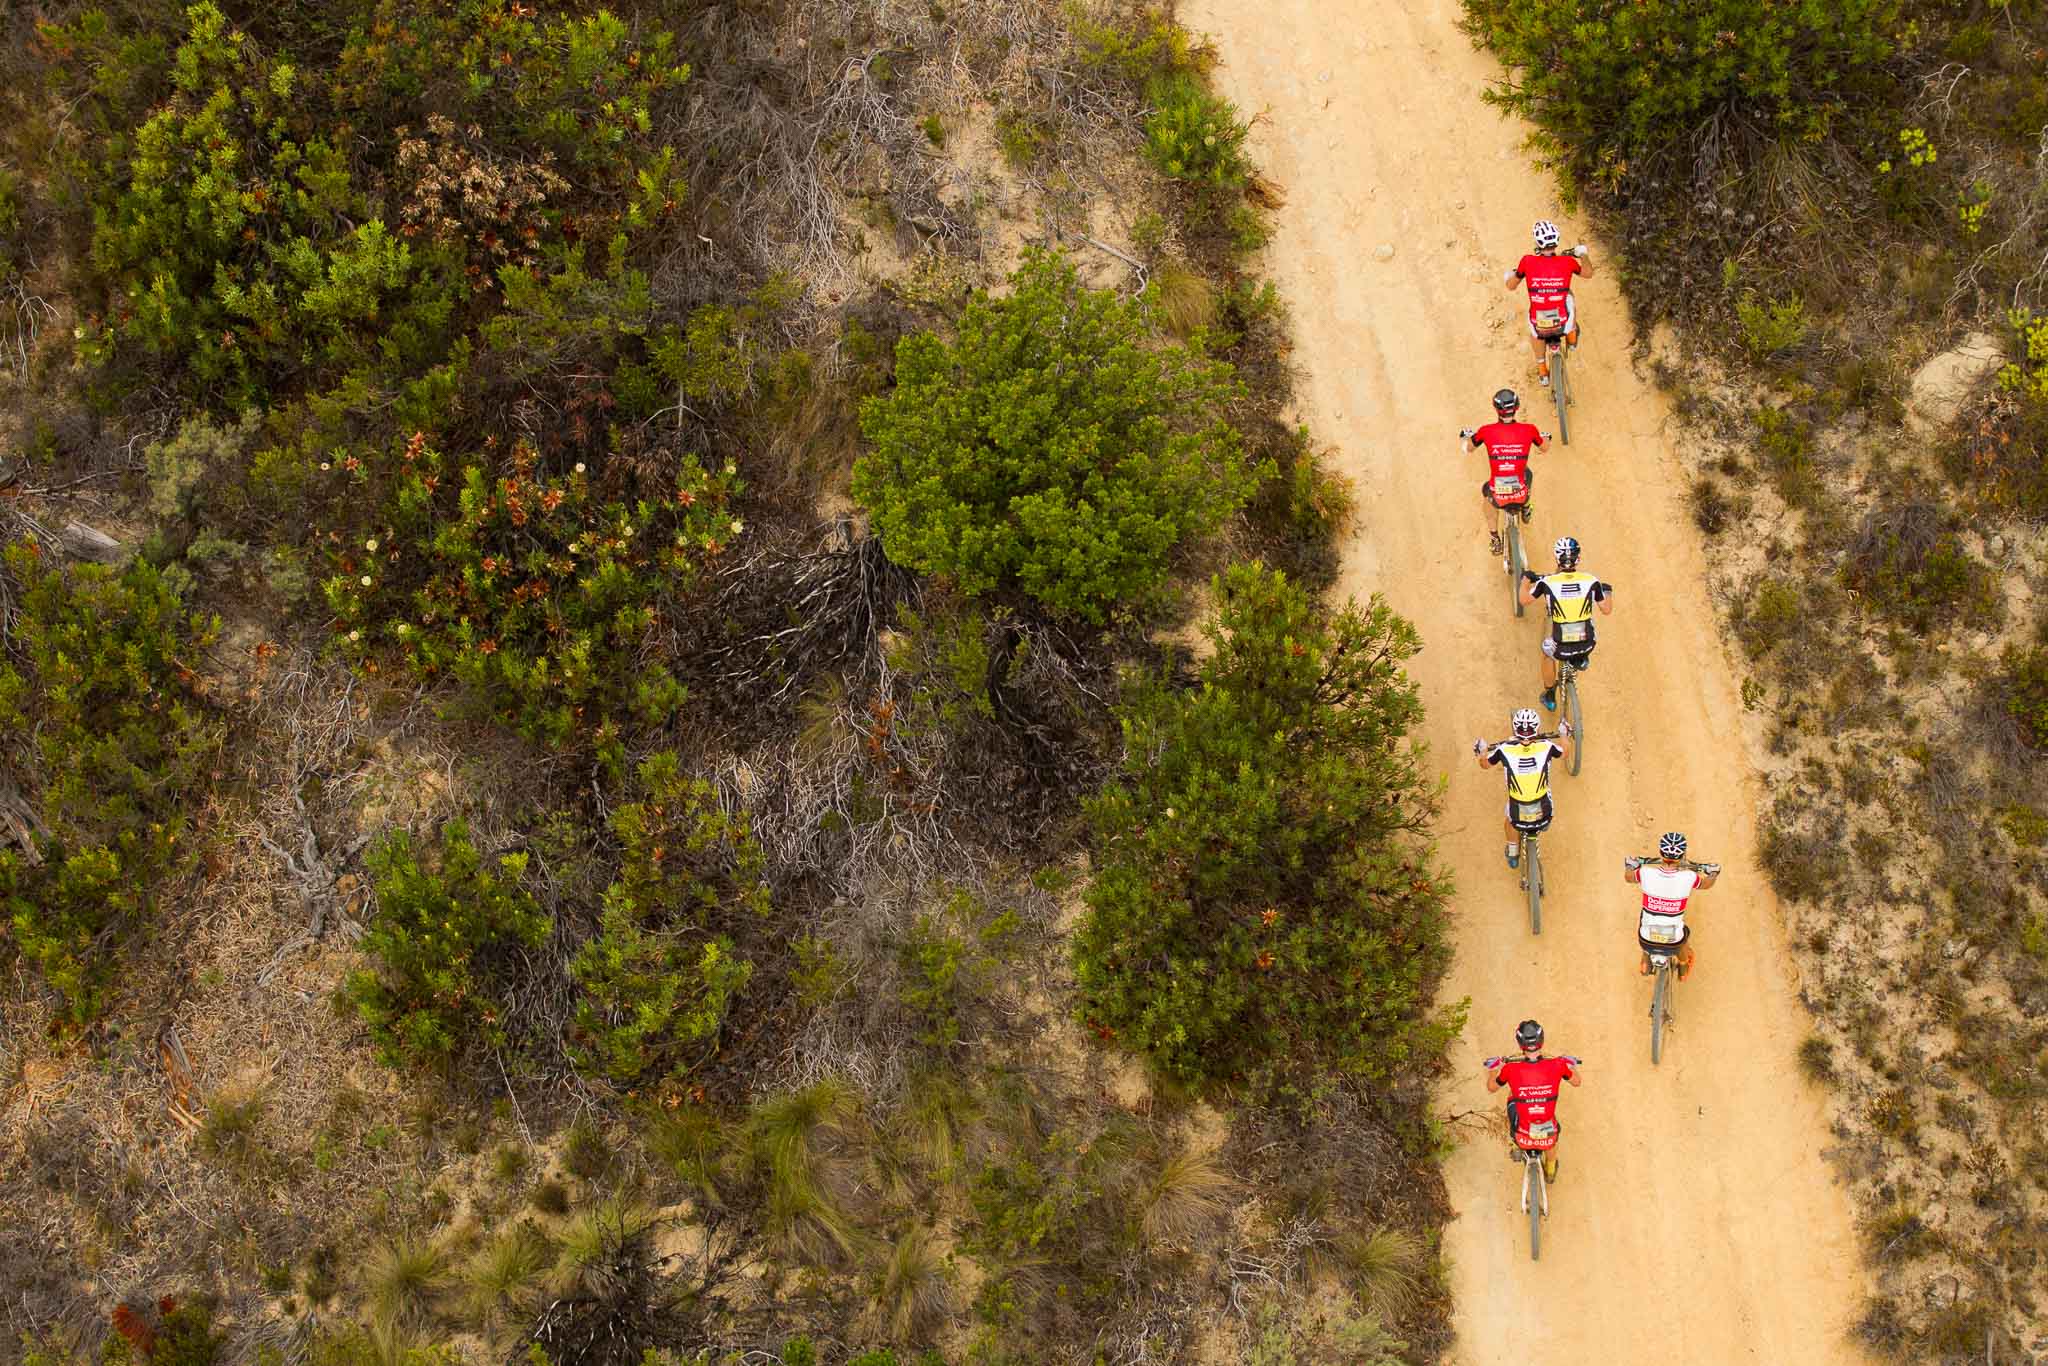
left=1516, top=252, right=1582, bottom=322
left=1494, top=1054, right=1575, bottom=1150
left=1471, top=421, right=1545, bottom=483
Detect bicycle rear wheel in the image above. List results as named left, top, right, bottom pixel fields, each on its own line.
left=1525, top=836, right=1542, bottom=935
left=1507, top=517, right=1526, bottom=618
left=1650, top=966, right=1669, bottom=1065
left=1564, top=674, right=1583, bottom=776
left=1528, top=1159, right=1545, bottom=1261
left=1553, top=344, right=1571, bottom=446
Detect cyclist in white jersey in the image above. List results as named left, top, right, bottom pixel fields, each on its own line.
left=1624, top=831, right=1720, bottom=979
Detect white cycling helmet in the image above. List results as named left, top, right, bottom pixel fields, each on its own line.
left=1553, top=536, right=1581, bottom=569
left=1532, top=220, right=1561, bottom=250
left=1511, top=708, right=1542, bottom=739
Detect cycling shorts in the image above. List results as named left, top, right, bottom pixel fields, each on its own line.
left=1482, top=468, right=1534, bottom=505
left=1506, top=794, right=1553, bottom=833
left=1529, top=293, right=1578, bottom=340
left=1639, top=924, right=1691, bottom=955
left=1541, top=636, right=1593, bottom=663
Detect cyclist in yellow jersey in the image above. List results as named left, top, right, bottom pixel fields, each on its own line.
left=1473, top=708, right=1574, bottom=869
left=1518, top=536, right=1613, bottom=712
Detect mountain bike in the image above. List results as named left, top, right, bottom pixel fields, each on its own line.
left=1463, top=434, right=1536, bottom=618
left=1478, top=724, right=1571, bottom=934
left=1556, top=657, right=1584, bottom=776
left=1542, top=328, right=1573, bottom=445
left=1627, top=857, right=1719, bottom=1063
left=1482, top=1055, right=1583, bottom=1261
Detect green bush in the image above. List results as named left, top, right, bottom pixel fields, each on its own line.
left=1074, top=563, right=1457, bottom=1103
left=321, top=432, right=740, bottom=770
left=1143, top=71, right=1250, bottom=192
left=0, top=545, right=221, bottom=1024
left=1460, top=0, right=1897, bottom=191
left=569, top=752, right=770, bottom=1086
left=1735, top=292, right=1808, bottom=359
left=854, top=249, right=1262, bottom=623
left=2002, top=645, right=2048, bottom=750
left=344, top=820, right=552, bottom=1067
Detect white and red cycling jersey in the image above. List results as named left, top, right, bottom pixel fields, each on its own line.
left=1636, top=862, right=1701, bottom=942
left=1515, top=252, right=1582, bottom=333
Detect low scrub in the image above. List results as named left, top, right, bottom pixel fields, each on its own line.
left=344, top=820, right=552, bottom=1067
left=0, top=546, right=221, bottom=1024
left=1075, top=562, right=1457, bottom=1104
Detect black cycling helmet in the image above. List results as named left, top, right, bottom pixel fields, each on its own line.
left=1659, top=831, right=1687, bottom=860
left=1493, top=387, right=1520, bottom=419
left=1553, top=536, right=1581, bottom=571
left=1515, top=1019, right=1544, bottom=1051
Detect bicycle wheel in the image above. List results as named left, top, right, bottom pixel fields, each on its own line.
left=1564, top=674, right=1583, bottom=776
left=1527, top=1158, right=1545, bottom=1261
left=1552, top=344, right=1571, bottom=446
left=1650, top=966, right=1668, bottom=1065
left=1507, top=516, right=1526, bottom=618
left=1525, top=836, right=1542, bottom=935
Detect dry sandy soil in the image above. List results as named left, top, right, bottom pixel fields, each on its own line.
left=1185, top=0, right=1872, bottom=1360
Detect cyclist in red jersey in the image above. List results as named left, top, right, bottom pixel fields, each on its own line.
left=1485, top=1019, right=1581, bottom=1184
left=1462, top=387, right=1547, bottom=557
left=1503, top=220, right=1596, bottom=387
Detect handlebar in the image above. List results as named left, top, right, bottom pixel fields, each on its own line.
left=1475, top=727, right=1569, bottom=753
left=1626, top=856, right=1720, bottom=875
left=1483, top=1054, right=1585, bottom=1069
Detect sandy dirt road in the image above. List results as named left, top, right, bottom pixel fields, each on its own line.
left=1181, top=1, right=1869, bottom=1360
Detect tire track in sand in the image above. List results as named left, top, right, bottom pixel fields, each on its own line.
left=1180, top=1, right=1869, bottom=1359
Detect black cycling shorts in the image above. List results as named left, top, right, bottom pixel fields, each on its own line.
left=1505, top=795, right=1553, bottom=833
left=1638, top=925, right=1691, bottom=955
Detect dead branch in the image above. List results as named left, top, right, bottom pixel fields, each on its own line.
left=254, top=776, right=373, bottom=988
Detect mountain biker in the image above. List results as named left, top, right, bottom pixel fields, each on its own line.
left=1503, top=221, right=1595, bottom=387
left=1519, top=536, right=1613, bottom=710
left=1462, top=388, right=1547, bottom=558
left=1625, top=831, right=1721, bottom=979
left=1485, top=1019, right=1581, bottom=1185
left=1473, top=708, right=1573, bottom=870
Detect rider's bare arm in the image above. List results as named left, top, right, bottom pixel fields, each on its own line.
left=1517, top=572, right=1542, bottom=606
left=1695, top=867, right=1720, bottom=891
left=1572, top=245, right=1597, bottom=277
left=1502, top=267, right=1523, bottom=291
left=1598, top=594, right=1615, bottom=617
left=1472, top=741, right=1496, bottom=773
left=1622, top=859, right=1643, bottom=885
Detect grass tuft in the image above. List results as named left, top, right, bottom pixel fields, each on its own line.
left=1336, top=1225, right=1429, bottom=1324
left=869, top=1224, right=954, bottom=1343
left=362, top=1234, right=450, bottom=1334
left=1148, top=257, right=1218, bottom=338
left=1138, top=1146, right=1233, bottom=1245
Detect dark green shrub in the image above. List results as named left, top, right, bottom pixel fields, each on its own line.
left=344, top=819, right=552, bottom=1067
left=1460, top=0, right=1898, bottom=192
left=854, top=249, right=1263, bottom=623
left=568, top=752, right=769, bottom=1086
left=0, top=545, right=221, bottom=1024
left=1073, top=563, right=1457, bottom=1103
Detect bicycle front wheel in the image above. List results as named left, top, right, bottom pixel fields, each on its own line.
left=1507, top=517, right=1526, bottom=618
left=1565, top=675, right=1583, bottom=776
left=1650, top=967, right=1669, bottom=1065
left=1526, top=837, right=1543, bottom=935
left=1528, top=1159, right=1545, bottom=1261
left=1553, top=344, right=1571, bottom=446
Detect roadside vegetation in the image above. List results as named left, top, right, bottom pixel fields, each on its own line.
left=0, top=2, right=1453, bottom=1363
left=1460, top=0, right=2048, bottom=1358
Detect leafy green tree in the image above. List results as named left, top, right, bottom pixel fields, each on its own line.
left=345, top=820, right=552, bottom=1066
left=1074, top=563, right=1458, bottom=1103
left=569, top=752, right=770, bottom=1085
left=0, top=545, right=222, bottom=1024
left=1460, top=0, right=1897, bottom=190
left=854, top=249, right=1263, bottom=623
